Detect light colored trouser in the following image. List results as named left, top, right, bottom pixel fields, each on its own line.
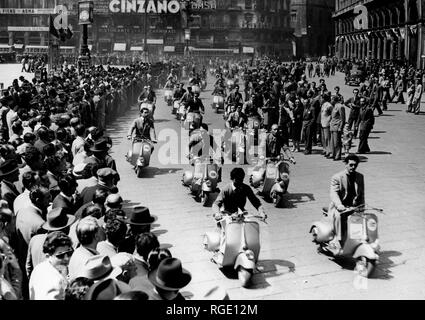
left=321, top=127, right=331, bottom=155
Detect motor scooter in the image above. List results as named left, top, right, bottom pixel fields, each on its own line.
left=227, top=79, right=235, bottom=91
left=201, top=79, right=207, bottom=91
left=203, top=210, right=267, bottom=287
left=126, top=136, right=157, bottom=178
left=164, top=89, right=173, bottom=107
left=309, top=204, right=382, bottom=278
left=177, top=102, right=186, bottom=121
left=182, top=156, right=220, bottom=206
left=249, top=155, right=295, bottom=207
left=183, top=112, right=202, bottom=132
left=230, top=127, right=246, bottom=165
left=212, top=94, right=225, bottom=113
left=245, top=115, right=263, bottom=146
left=192, top=85, right=201, bottom=95
left=172, top=99, right=180, bottom=116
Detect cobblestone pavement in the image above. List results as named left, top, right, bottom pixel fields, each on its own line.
left=3, top=64, right=425, bottom=299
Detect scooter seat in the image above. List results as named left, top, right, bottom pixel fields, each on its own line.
left=322, top=207, right=329, bottom=214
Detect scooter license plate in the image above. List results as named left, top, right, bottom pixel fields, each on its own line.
left=349, top=222, right=364, bottom=240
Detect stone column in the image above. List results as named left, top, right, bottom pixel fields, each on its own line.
left=371, top=36, right=376, bottom=59
left=417, top=23, right=423, bottom=68
left=383, top=36, right=388, bottom=60
left=398, top=36, right=403, bottom=60
left=363, top=38, right=368, bottom=58
left=24, top=32, right=30, bottom=46
left=8, top=32, right=14, bottom=46
left=368, top=36, right=372, bottom=59
left=40, top=32, right=46, bottom=46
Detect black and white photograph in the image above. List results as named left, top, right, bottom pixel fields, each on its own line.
left=0, top=0, right=424, bottom=307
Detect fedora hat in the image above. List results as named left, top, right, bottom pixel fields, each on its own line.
left=90, top=138, right=110, bottom=153
left=148, top=258, right=191, bottom=291
left=84, top=278, right=128, bottom=300
left=0, top=160, right=19, bottom=177
left=78, top=255, right=122, bottom=282
left=119, top=206, right=157, bottom=225
left=42, top=207, right=76, bottom=231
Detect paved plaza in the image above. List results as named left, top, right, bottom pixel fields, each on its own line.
left=3, top=64, right=425, bottom=299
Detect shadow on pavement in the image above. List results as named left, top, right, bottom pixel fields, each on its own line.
left=153, top=229, right=168, bottom=236
left=371, top=131, right=386, bottom=134
left=138, top=167, right=183, bottom=179
left=366, top=151, right=392, bottom=155
left=372, top=250, right=403, bottom=280
left=154, top=119, right=171, bottom=124
left=281, top=193, right=315, bottom=208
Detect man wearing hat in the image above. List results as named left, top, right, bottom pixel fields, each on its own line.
left=80, top=168, right=119, bottom=205
left=26, top=207, right=75, bottom=278
left=117, top=206, right=157, bottom=254
left=84, top=137, right=119, bottom=178
left=0, top=160, right=20, bottom=211
left=147, top=257, right=191, bottom=300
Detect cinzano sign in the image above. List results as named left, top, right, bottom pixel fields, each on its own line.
left=109, top=0, right=180, bottom=13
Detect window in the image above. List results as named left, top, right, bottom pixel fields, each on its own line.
left=245, top=0, right=252, bottom=10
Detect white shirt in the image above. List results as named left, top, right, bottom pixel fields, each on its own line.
left=13, top=189, right=31, bottom=217
left=29, top=260, right=68, bottom=300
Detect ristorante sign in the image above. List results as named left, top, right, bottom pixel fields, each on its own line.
left=109, top=0, right=181, bottom=13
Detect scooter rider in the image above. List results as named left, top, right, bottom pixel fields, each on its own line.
left=226, top=85, right=243, bottom=108
left=127, top=107, right=158, bottom=152
left=187, top=92, right=205, bottom=118
left=226, top=105, right=247, bottom=130
left=189, top=123, right=223, bottom=182
left=327, top=153, right=365, bottom=254
left=262, top=124, right=295, bottom=161
left=173, top=83, right=186, bottom=101
left=212, top=168, right=267, bottom=262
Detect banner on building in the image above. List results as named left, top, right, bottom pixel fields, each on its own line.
left=109, top=0, right=181, bottom=14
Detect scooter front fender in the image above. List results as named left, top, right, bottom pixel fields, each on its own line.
left=353, top=243, right=378, bottom=261
left=182, top=170, right=194, bottom=186
left=203, top=230, right=221, bottom=252
left=310, top=221, right=334, bottom=243
left=250, top=171, right=264, bottom=188
left=202, top=182, right=213, bottom=193
left=234, top=251, right=256, bottom=270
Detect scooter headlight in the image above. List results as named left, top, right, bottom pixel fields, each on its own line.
left=205, top=180, right=212, bottom=187
left=245, top=250, right=255, bottom=260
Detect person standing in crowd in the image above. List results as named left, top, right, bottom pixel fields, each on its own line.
left=29, top=231, right=73, bottom=300
left=301, top=98, right=316, bottom=155
left=412, top=78, right=423, bottom=115
left=329, top=96, right=346, bottom=161
left=320, top=93, right=333, bottom=158
left=345, top=88, right=361, bottom=138
left=357, top=97, right=375, bottom=154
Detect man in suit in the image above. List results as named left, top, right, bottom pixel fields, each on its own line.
left=329, top=96, right=346, bottom=161
left=357, top=97, right=375, bottom=154
left=328, top=154, right=365, bottom=253
left=301, top=99, right=316, bottom=155
left=52, top=174, right=81, bottom=215
left=80, top=168, right=119, bottom=205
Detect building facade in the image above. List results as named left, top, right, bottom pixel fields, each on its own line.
left=0, top=0, right=293, bottom=59
left=290, top=0, right=335, bottom=58
left=334, top=0, right=425, bottom=68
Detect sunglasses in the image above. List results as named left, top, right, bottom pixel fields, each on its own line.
left=54, top=249, right=74, bottom=259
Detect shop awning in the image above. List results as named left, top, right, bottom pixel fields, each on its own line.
left=164, top=46, right=175, bottom=52
left=146, top=39, right=164, bottom=45
left=130, top=46, right=144, bottom=51
left=0, top=44, right=11, bottom=48
left=88, top=45, right=93, bottom=51
left=113, top=43, right=126, bottom=51
left=59, top=46, right=75, bottom=50
left=25, top=45, right=48, bottom=49
left=13, top=44, right=24, bottom=49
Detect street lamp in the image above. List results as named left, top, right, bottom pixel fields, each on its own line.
left=78, top=1, right=94, bottom=68
left=143, top=7, right=148, bottom=63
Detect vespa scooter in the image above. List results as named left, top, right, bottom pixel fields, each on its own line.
left=182, top=156, right=220, bottom=206
left=126, top=136, right=157, bottom=178
left=203, top=210, right=267, bottom=287
left=249, top=155, right=295, bottom=208
left=164, top=88, right=174, bottom=107
left=183, top=112, right=202, bottom=132
left=310, top=204, right=382, bottom=278
left=212, top=94, right=225, bottom=113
